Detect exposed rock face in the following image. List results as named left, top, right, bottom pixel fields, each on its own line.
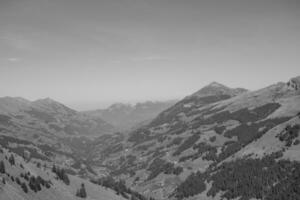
left=287, top=76, right=300, bottom=90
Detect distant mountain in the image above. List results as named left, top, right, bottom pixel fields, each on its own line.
left=0, top=96, right=116, bottom=176
left=83, top=100, right=177, bottom=130
left=0, top=97, right=115, bottom=138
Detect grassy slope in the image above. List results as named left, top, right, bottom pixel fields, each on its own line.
left=0, top=149, right=126, bottom=200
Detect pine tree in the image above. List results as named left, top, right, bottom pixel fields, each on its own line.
left=76, top=183, right=87, bottom=198
left=0, top=160, right=5, bottom=173
left=16, top=177, right=21, bottom=185
left=52, top=164, right=56, bottom=173
left=21, top=182, right=28, bottom=193
left=62, top=169, right=70, bottom=185
left=8, top=154, right=15, bottom=165
left=80, top=183, right=87, bottom=198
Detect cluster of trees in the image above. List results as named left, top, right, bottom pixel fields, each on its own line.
left=76, top=183, right=87, bottom=198
left=3, top=170, right=51, bottom=194
left=128, top=128, right=153, bottom=144
left=277, top=124, right=300, bottom=146
left=178, top=142, right=219, bottom=163
left=167, top=137, right=183, bottom=147
left=214, top=126, right=226, bottom=135
left=147, top=158, right=183, bottom=180
left=173, top=134, right=200, bottom=156
left=52, top=165, right=70, bottom=185
left=192, top=103, right=283, bottom=130
left=10, top=174, right=29, bottom=193
left=190, top=118, right=290, bottom=163
left=27, top=175, right=51, bottom=192
left=174, top=151, right=300, bottom=200
left=173, top=171, right=206, bottom=199
left=20, top=182, right=28, bottom=193
left=91, top=176, right=155, bottom=200
left=167, top=121, right=189, bottom=135
left=181, top=118, right=291, bottom=164
left=207, top=154, right=300, bottom=200
left=111, top=155, right=140, bottom=177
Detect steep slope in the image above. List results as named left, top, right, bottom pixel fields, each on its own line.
left=149, top=82, right=248, bottom=128
left=0, top=146, right=126, bottom=200
left=84, top=100, right=177, bottom=131
left=94, top=77, right=300, bottom=200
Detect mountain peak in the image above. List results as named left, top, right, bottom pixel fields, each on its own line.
left=32, top=98, right=76, bottom=114
left=206, top=81, right=228, bottom=88
left=34, top=97, right=57, bottom=103
left=109, top=103, right=132, bottom=110
left=192, top=82, right=247, bottom=98
left=32, top=97, right=62, bottom=108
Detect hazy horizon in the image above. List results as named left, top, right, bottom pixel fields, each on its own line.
left=1, top=0, right=300, bottom=110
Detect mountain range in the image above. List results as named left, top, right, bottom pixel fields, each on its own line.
left=83, top=100, right=177, bottom=131
left=0, top=76, right=300, bottom=200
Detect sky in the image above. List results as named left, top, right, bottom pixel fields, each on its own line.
left=0, top=0, right=300, bottom=110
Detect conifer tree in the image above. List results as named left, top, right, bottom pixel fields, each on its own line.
left=0, top=160, right=5, bottom=173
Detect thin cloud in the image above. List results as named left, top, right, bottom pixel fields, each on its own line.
left=7, top=57, right=21, bottom=62
left=129, top=56, right=170, bottom=62
left=110, top=56, right=171, bottom=64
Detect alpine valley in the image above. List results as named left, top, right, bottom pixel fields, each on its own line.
left=1, top=76, right=300, bottom=200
